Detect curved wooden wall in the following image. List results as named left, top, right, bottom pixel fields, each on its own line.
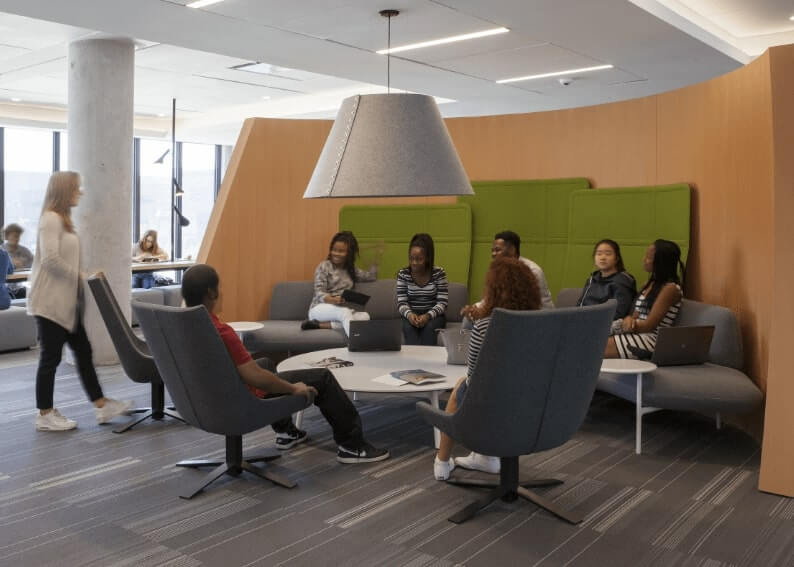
left=200, top=45, right=794, bottom=496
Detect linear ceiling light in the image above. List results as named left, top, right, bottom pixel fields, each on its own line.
left=497, top=64, right=614, bottom=84
left=377, top=27, right=509, bottom=55
left=186, top=0, right=224, bottom=8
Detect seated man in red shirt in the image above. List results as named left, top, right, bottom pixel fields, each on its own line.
left=181, top=264, right=389, bottom=464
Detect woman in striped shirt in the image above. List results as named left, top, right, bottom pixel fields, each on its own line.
left=606, top=239, right=684, bottom=359
left=396, top=233, right=449, bottom=345
left=434, top=257, right=541, bottom=480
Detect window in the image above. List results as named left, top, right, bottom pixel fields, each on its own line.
left=59, top=132, right=68, bottom=171
left=138, top=139, right=172, bottom=258
left=180, top=142, right=216, bottom=259
left=3, top=128, right=54, bottom=251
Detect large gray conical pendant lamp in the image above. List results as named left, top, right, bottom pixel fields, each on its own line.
left=304, top=10, right=473, bottom=198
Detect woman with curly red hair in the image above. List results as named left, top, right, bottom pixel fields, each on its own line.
left=434, top=256, right=542, bottom=480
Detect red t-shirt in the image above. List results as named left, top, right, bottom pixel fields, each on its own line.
left=210, top=313, right=267, bottom=398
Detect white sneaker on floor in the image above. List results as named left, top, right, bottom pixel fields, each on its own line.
left=434, top=456, right=456, bottom=480
left=95, top=398, right=133, bottom=424
left=455, top=452, right=500, bottom=474
left=35, top=409, right=77, bottom=431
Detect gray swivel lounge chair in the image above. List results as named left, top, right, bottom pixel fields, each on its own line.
left=132, top=301, right=312, bottom=499
left=417, top=302, right=615, bottom=525
left=87, top=273, right=184, bottom=433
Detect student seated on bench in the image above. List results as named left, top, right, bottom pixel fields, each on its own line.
left=181, top=264, right=389, bottom=464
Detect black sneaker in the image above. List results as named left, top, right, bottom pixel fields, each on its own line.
left=274, top=424, right=308, bottom=450
left=336, top=442, right=390, bottom=464
left=301, top=319, right=320, bottom=330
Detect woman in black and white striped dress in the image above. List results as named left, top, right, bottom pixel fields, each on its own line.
left=396, top=233, right=449, bottom=345
left=433, top=257, right=541, bottom=480
left=606, top=239, right=685, bottom=359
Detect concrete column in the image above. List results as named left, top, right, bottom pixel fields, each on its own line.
left=68, top=37, right=135, bottom=365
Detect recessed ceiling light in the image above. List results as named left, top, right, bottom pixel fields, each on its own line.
left=262, top=96, right=271, bottom=100
left=496, top=64, right=614, bottom=84
left=186, top=0, right=224, bottom=8
left=377, top=27, right=509, bottom=55
left=790, top=15, right=794, bottom=21
left=157, top=113, right=167, bottom=117
left=10, top=97, right=21, bottom=102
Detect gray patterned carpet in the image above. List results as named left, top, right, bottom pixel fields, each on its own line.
left=0, top=349, right=791, bottom=567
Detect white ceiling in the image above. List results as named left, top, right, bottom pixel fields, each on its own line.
left=0, top=0, right=788, bottom=145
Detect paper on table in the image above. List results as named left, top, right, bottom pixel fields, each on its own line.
left=372, top=374, right=406, bottom=386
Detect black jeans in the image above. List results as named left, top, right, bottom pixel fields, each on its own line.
left=402, top=314, right=446, bottom=346
left=255, top=358, right=364, bottom=448
left=35, top=316, right=104, bottom=410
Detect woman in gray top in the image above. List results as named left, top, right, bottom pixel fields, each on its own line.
left=302, top=231, right=376, bottom=336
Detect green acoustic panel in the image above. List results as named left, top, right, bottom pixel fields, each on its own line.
left=339, top=204, right=472, bottom=285
left=561, top=184, right=691, bottom=291
left=458, top=178, right=591, bottom=302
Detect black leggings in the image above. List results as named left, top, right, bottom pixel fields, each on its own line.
left=35, top=316, right=103, bottom=410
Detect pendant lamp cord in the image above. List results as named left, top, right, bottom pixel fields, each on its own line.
left=387, top=14, right=391, bottom=93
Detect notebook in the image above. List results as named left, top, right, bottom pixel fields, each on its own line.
left=629, top=325, right=715, bottom=366
left=341, top=289, right=370, bottom=306
left=348, top=319, right=402, bottom=352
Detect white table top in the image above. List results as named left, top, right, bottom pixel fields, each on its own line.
left=600, top=358, right=657, bottom=374
left=228, top=321, right=265, bottom=333
left=277, top=346, right=464, bottom=393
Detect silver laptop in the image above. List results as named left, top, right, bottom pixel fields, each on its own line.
left=348, top=320, right=402, bottom=352
left=651, top=325, right=715, bottom=366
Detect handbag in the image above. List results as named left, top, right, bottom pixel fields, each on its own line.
left=438, top=328, right=471, bottom=365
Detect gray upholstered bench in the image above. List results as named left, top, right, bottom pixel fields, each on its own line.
left=245, top=279, right=468, bottom=355
left=557, top=289, right=763, bottom=435
left=0, top=306, right=38, bottom=351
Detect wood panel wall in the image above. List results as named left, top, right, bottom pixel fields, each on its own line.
left=199, top=45, right=794, bottom=495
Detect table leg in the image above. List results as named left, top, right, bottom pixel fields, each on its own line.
left=431, top=391, right=441, bottom=449
left=636, top=373, right=643, bottom=455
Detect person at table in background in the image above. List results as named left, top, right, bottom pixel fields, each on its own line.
left=605, top=239, right=684, bottom=359
left=182, top=263, right=389, bottom=463
left=0, top=247, right=12, bottom=310
left=301, top=231, right=378, bottom=335
left=434, top=256, right=542, bottom=480
left=460, top=230, right=553, bottom=321
left=29, top=171, right=131, bottom=431
left=576, top=238, right=637, bottom=321
left=2, top=223, right=34, bottom=299
left=397, top=233, right=449, bottom=345
left=132, top=229, right=169, bottom=289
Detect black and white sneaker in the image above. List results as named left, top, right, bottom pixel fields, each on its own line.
left=337, top=442, right=390, bottom=464
left=275, top=424, right=308, bottom=450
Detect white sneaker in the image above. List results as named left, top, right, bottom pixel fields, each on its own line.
left=455, top=452, right=500, bottom=474
left=95, top=398, right=133, bottom=424
left=36, top=409, right=77, bottom=431
left=434, top=456, right=456, bottom=480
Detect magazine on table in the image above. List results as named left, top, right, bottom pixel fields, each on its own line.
left=390, top=369, right=446, bottom=385
left=308, top=356, right=354, bottom=369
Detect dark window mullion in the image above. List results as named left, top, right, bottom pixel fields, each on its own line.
left=214, top=144, right=222, bottom=200
left=52, top=131, right=60, bottom=172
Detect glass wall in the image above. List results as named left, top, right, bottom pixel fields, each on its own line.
left=138, top=139, right=173, bottom=258
left=1, top=126, right=222, bottom=265
left=3, top=128, right=53, bottom=251
left=180, top=142, right=215, bottom=259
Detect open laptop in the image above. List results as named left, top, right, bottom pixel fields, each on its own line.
left=348, top=319, right=402, bottom=352
left=629, top=325, right=715, bottom=366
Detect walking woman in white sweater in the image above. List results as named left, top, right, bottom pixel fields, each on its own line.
left=28, top=171, right=131, bottom=431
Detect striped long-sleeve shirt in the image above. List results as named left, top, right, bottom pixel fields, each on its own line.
left=466, top=316, right=491, bottom=382
left=396, top=266, right=448, bottom=319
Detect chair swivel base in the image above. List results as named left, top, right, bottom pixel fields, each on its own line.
left=113, top=406, right=185, bottom=434
left=446, top=457, right=581, bottom=525
left=175, top=435, right=296, bottom=499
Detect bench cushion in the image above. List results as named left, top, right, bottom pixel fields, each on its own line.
left=598, top=363, right=762, bottom=414
left=0, top=306, right=37, bottom=351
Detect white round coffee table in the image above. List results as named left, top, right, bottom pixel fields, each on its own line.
left=600, top=358, right=658, bottom=455
left=278, top=346, right=464, bottom=447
